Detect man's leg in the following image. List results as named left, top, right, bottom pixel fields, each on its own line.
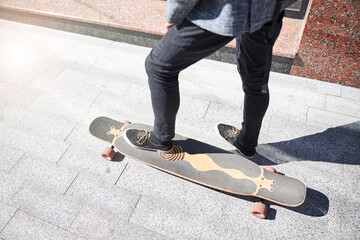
left=146, top=19, right=233, bottom=144
left=235, top=12, right=285, bottom=153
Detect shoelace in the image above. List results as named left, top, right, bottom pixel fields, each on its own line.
left=225, top=127, right=240, bottom=140
left=136, top=130, right=150, bottom=145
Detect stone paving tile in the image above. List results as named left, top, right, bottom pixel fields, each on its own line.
left=0, top=120, right=71, bottom=163
left=180, top=63, right=242, bottom=92
left=324, top=202, right=352, bottom=240
left=203, top=102, right=271, bottom=136
left=270, top=72, right=342, bottom=96
left=109, top=41, right=151, bottom=58
left=224, top=207, right=337, bottom=239
left=265, top=116, right=328, bottom=143
left=180, top=79, right=243, bottom=108
left=0, top=22, right=21, bottom=42
left=220, top=195, right=338, bottom=239
left=326, top=95, right=360, bottom=118
left=0, top=171, right=24, bottom=204
left=204, top=101, right=243, bottom=124
left=58, top=144, right=126, bottom=185
left=45, top=69, right=102, bottom=107
left=193, top=57, right=239, bottom=74
left=334, top=197, right=360, bottom=239
left=27, top=93, right=100, bottom=124
left=28, top=68, right=105, bottom=108
left=92, top=54, right=148, bottom=80
left=276, top=161, right=358, bottom=209
left=258, top=116, right=340, bottom=162
left=10, top=182, right=82, bottom=230
left=0, top=82, right=40, bottom=107
left=36, top=55, right=93, bottom=74
left=24, top=32, right=78, bottom=54
left=24, top=60, right=67, bottom=88
left=57, top=68, right=132, bottom=97
left=90, top=91, right=155, bottom=125
left=177, top=95, right=210, bottom=119
left=0, top=210, right=85, bottom=240
left=342, top=165, right=360, bottom=180
left=64, top=123, right=109, bottom=151
left=117, top=160, right=229, bottom=220
left=341, top=85, right=360, bottom=102
left=0, top=202, right=17, bottom=232
left=0, top=101, right=7, bottom=112
left=300, top=166, right=358, bottom=204
left=69, top=205, right=169, bottom=240
left=306, top=108, right=360, bottom=128
left=330, top=234, right=357, bottom=240
left=0, top=146, right=25, bottom=172
left=111, top=47, right=149, bottom=67
left=9, top=156, right=78, bottom=195
left=65, top=173, right=140, bottom=221
left=256, top=130, right=360, bottom=166
left=268, top=100, right=308, bottom=123
left=121, top=83, right=153, bottom=111
left=267, top=83, right=328, bottom=123
left=271, top=83, right=327, bottom=109
left=50, top=26, right=114, bottom=49
left=0, top=65, right=35, bottom=88
left=175, top=115, right=240, bottom=151
left=1, top=19, right=79, bottom=51
left=35, top=59, right=66, bottom=79
left=1, top=104, right=76, bottom=142
left=28, top=68, right=133, bottom=121
left=259, top=116, right=327, bottom=149
left=48, top=46, right=101, bottom=68
left=0, top=37, right=55, bottom=77
left=87, top=65, right=146, bottom=86
left=130, top=195, right=228, bottom=240
left=68, top=38, right=115, bottom=61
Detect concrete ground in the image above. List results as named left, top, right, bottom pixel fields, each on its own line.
left=0, top=19, right=359, bottom=240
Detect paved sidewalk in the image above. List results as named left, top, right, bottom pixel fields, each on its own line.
left=0, top=19, right=359, bottom=240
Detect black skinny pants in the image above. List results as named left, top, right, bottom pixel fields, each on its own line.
left=145, top=14, right=284, bottom=150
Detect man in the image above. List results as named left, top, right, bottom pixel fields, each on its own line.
left=124, top=0, right=296, bottom=159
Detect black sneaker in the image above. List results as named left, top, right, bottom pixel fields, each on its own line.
left=217, top=123, right=256, bottom=159
left=123, top=128, right=173, bottom=152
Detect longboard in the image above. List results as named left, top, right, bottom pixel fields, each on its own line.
left=89, top=116, right=306, bottom=218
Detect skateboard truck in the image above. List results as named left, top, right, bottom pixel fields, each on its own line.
left=251, top=166, right=277, bottom=219
left=101, top=120, right=132, bottom=161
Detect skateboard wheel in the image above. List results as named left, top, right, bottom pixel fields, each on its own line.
left=251, top=201, right=268, bottom=219
left=123, top=120, right=132, bottom=125
left=101, top=147, right=116, bottom=161
left=264, top=166, right=276, bottom=173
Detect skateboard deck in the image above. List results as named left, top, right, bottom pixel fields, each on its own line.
left=90, top=117, right=306, bottom=215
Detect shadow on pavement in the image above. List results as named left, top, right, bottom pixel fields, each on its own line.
left=255, top=121, right=360, bottom=166
left=243, top=121, right=360, bottom=219
left=211, top=186, right=329, bottom=219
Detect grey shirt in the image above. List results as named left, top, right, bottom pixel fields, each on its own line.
left=166, top=0, right=297, bottom=37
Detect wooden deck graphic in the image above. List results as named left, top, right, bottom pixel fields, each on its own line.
left=107, top=125, right=127, bottom=145
left=89, top=117, right=306, bottom=208
left=161, top=145, right=275, bottom=195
